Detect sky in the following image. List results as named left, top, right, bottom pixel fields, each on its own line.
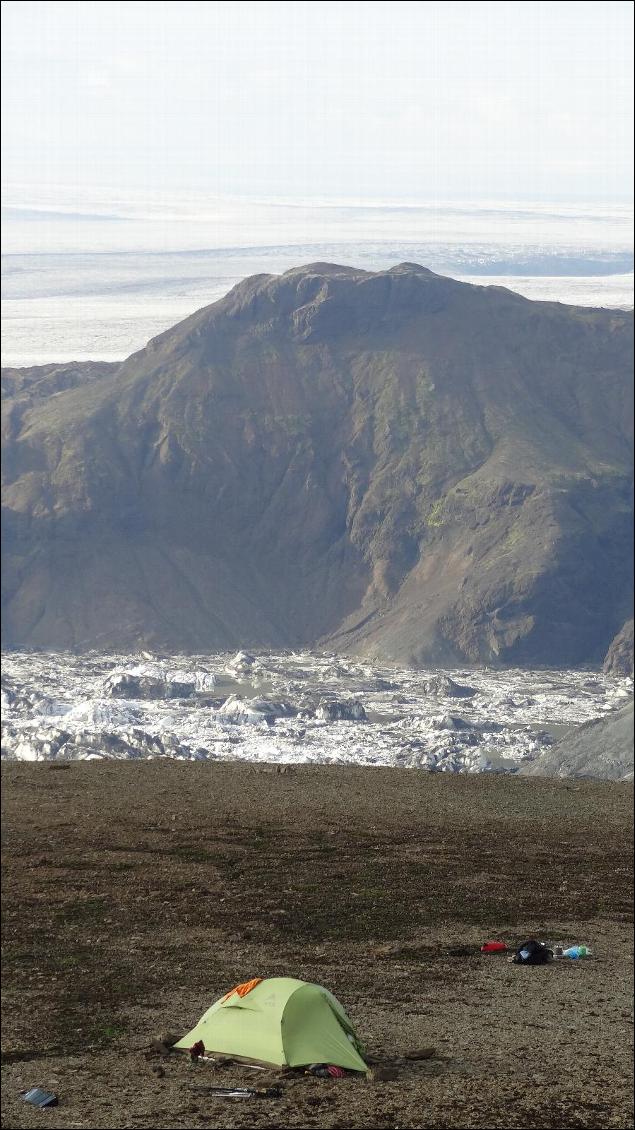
left=1, top=0, right=633, bottom=201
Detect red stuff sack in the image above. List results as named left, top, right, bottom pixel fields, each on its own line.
left=480, top=941, right=507, bottom=953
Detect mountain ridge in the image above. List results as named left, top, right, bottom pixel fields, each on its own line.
left=2, top=263, right=633, bottom=663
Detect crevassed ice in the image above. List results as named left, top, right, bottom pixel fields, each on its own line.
left=0, top=650, right=631, bottom=771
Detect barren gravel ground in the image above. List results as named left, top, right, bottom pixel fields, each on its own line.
left=1, top=762, right=633, bottom=1129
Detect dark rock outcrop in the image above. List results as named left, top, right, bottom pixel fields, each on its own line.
left=217, top=696, right=296, bottom=724
left=430, top=714, right=476, bottom=732
left=603, top=620, right=634, bottom=677
left=104, top=673, right=196, bottom=699
left=2, top=263, right=633, bottom=666
left=520, top=700, right=634, bottom=780
left=0, top=723, right=203, bottom=761
left=421, top=675, right=477, bottom=698
left=299, top=698, right=367, bottom=722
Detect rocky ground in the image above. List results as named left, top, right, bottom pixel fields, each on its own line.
left=1, top=761, right=633, bottom=1129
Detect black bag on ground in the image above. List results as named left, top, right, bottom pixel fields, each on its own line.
left=512, top=939, right=553, bottom=965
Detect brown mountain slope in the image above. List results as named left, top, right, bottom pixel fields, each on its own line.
left=1, top=263, right=633, bottom=663
left=603, top=620, right=634, bottom=676
left=520, top=700, right=634, bottom=780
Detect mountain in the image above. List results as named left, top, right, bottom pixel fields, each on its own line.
left=1, top=263, right=633, bottom=663
left=519, top=700, right=634, bottom=780
left=603, top=620, right=634, bottom=677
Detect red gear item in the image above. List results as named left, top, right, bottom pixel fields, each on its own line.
left=480, top=941, right=507, bottom=953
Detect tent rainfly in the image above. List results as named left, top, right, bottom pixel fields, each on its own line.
left=175, top=977, right=367, bottom=1071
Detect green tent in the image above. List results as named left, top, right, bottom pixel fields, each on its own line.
left=174, top=977, right=367, bottom=1071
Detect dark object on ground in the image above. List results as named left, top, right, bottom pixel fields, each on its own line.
left=404, top=1047, right=437, bottom=1060
left=149, top=1037, right=176, bottom=1056
left=22, top=1088, right=58, bottom=1108
left=512, top=939, right=554, bottom=965
left=368, top=1066, right=400, bottom=1081
left=188, top=1085, right=282, bottom=1099
left=306, top=1063, right=345, bottom=1078
left=189, top=1040, right=205, bottom=1062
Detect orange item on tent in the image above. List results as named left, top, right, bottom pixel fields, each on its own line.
left=221, top=978, right=263, bottom=1003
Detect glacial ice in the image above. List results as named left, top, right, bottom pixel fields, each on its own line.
left=1, top=649, right=632, bottom=772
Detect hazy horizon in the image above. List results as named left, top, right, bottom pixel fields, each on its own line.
left=2, top=1, right=633, bottom=202
left=2, top=2, right=633, bottom=366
